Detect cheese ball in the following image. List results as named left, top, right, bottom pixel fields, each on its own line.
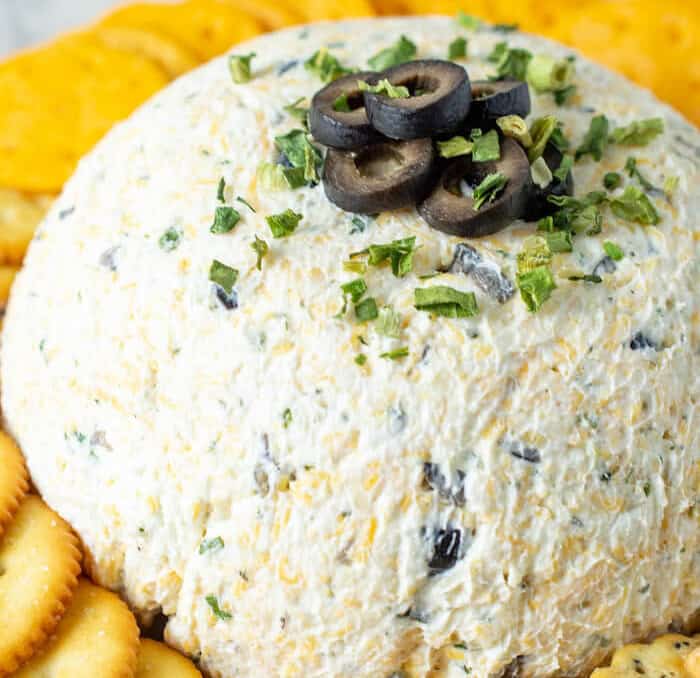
left=2, top=18, right=700, bottom=678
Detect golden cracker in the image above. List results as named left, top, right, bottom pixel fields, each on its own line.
left=95, top=27, right=199, bottom=78
left=0, top=266, right=18, bottom=329
left=0, top=431, right=29, bottom=536
left=98, top=0, right=264, bottom=62
left=0, top=188, right=49, bottom=265
left=136, top=639, right=202, bottom=678
left=13, top=578, right=140, bottom=678
left=0, top=495, right=82, bottom=675
left=217, top=0, right=302, bottom=30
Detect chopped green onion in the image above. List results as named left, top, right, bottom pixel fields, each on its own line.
left=549, top=124, right=570, bottom=152
left=283, top=97, right=309, bottom=127
left=217, top=177, right=226, bottom=202
left=414, top=286, right=479, bottom=318
left=488, top=42, right=532, bottom=80
left=437, top=135, right=473, bottom=158
left=603, top=172, right=622, bottom=191
left=356, top=236, right=417, bottom=278
left=380, top=347, right=409, bottom=360
left=553, top=84, right=577, bottom=106
left=367, top=35, right=417, bottom=71
left=343, top=260, right=367, bottom=274
left=553, top=154, right=573, bottom=183
left=199, top=536, right=224, bottom=554
left=517, top=266, right=556, bottom=313
left=358, top=78, right=410, bottom=99
left=266, top=208, right=303, bottom=238
left=354, top=354, right=367, bottom=366
left=663, top=175, right=679, bottom=198
left=448, top=36, right=467, bottom=59
left=205, top=595, right=232, bottom=620
left=624, top=156, right=658, bottom=193
left=572, top=204, right=603, bottom=235
left=274, top=129, right=322, bottom=174
left=530, top=156, right=553, bottom=189
left=376, top=306, right=401, bottom=338
left=567, top=274, right=602, bottom=283
left=210, top=206, right=241, bottom=234
left=575, top=114, right=609, bottom=162
left=610, top=117, right=664, bottom=146
left=496, top=115, right=532, bottom=147
left=355, top=297, right=378, bottom=322
left=229, top=52, right=255, bottom=84
left=455, top=11, right=482, bottom=30
left=333, top=93, right=351, bottom=112
left=250, top=235, right=269, bottom=270
left=528, top=115, right=557, bottom=162
left=236, top=196, right=256, bottom=212
left=209, top=260, right=239, bottom=295
left=341, top=278, right=368, bottom=303
left=472, top=172, right=508, bottom=210
left=603, top=241, right=624, bottom=261
left=471, top=129, right=500, bottom=162
left=610, top=185, right=660, bottom=225
left=526, top=54, right=574, bottom=93
left=517, top=236, right=552, bottom=274
left=159, top=226, right=183, bottom=252
left=544, top=230, right=572, bottom=253
left=282, top=408, right=292, bottom=428
left=304, top=48, right=351, bottom=82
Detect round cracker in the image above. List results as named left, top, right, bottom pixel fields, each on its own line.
left=0, top=188, right=49, bottom=265
left=0, top=32, right=170, bottom=193
left=217, top=0, right=302, bottom=30
left=99, top=0, right=264, bottom=62
left=12, top=579, right=139, bottom=678
left=136, top=639, right=202, bottom=678
left=0, top=431, right=29, bottom=537
left=95, top=27, right=199, bottom=78
left=0, top=494, right=82, bottom=675
left=0, top=266, right=18, bottom=315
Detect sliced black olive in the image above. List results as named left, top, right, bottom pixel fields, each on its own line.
left=468, top=79, right=531, bottom=122
left=418, top=138, right=531, bottom=237
left=309, top=71, right=384, bottom=149
left=522, top=143, right=574, bottom=221
left=363, top=60, right=471, bottom=140
left=323, top=138, right=435, bottom=214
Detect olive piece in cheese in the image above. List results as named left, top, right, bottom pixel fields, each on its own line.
left=418, top=137, right=531, bottom=237
left=522, top=143, right=575, bottom=222
left=322, top=137, right=435, bottom=214
left=363, top=60, right=471, bottom=139
left=468, top=79, right=531, bottom=122
left=309, top=71, right=384, bottom=149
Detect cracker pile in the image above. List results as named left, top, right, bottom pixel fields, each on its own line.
left=0, top=433, right=201, bottom=677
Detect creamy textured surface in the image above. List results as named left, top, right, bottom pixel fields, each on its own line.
left=3, top=17, right=700, bottom=678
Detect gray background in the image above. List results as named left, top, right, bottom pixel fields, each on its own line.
left=0, top=0, right=142, bottom=56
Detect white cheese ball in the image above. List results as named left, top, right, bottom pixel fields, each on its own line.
left=3, top=17, right=700, bottom=678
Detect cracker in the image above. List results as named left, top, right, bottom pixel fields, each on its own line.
left=99, top=0, right=264, bottom=62
left=217, top=0, right=302, bottom=30
left=12, top=579, right=140, bottom=678
left=0, top=188, right=49, bottom=265
left=686, top=644, right=700, bottom=677
left=0, top=32, right=170, bottom=193
left=136, top=639, right=202, bottom=678
left=0, top=495, right=82, bottom=675
left=95, top=27, right=199, bottom=78
left=0, top=431, right=29, bottom=537
left=0, top=266, right=18, bottom=315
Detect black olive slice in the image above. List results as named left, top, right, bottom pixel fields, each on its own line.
left=323, top=138, right=435, bottom=214
left=468, top=79, right=531, bottom=122
left=522, top=143, right=575, bottom=222
left=309, top=71, right=384, bottom=149
left=363, top=60, right=471, bottom=140
left=418, top=138, right=531, bottom=237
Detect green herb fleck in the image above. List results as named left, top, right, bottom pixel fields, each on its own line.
left=549, top=124, right=570, bottom=152
left=229, top=53, right=255, bottom=84
left=603, top=172, right=622, bottom=191
left=526, top=54, right=574, bottom=94
left=217, top=177, right=226, bottom=202
left=544, top=230, right=572, bottom=253
left=567, top=273, right=602, bottom=283
left=663, top=175, right=679, bottom=198
left=496, top=115, right=532, bottom=147
left=643, top=481, right=651, bottom=496
left=341, top=278, right=368, bottom=303
left=414, top=286, right=479, bottom=318
left=282, top=408, right=292, bottom=428
left=517, top=236, right=552, bottom=273
left=304, top=48, right=351, bottom=82
left=488, top=42, right=533, bottom=80
left=528, top=115, right=558, bottom=162
left=355, top=297, right=379, bottom=322
left=205, top=595, right=232, bottom=620
left=283, top=97, right=309, bottom=127
left=358, top=78, right=410, bottom=99
left=456, top=12, right=482, bottom=30
left=209, top=260, right=239, bottom=295
left=380, top=347, right=409, bottom=360
left=610, top=117, right=664, bottom=146
left=256, top=162, right=306, bottom=192
left=210, top=206, right=241, bottom=234
left=236, top=196, right=256, bottom=212
left=553, top=155, right=573, bottom=183
left=350, top=216, right=367, bottom=234
left=333, top=93, right=351, bottom=112
left=199, top=536, right=225, bottom=555
left=274, top=129, right=322, bottom=182
left=376, top=306, right=401, bottom=338
left=575, top=114, right=609, bottom=162
left=624, top=156, right=658, bottom=193
left=448, top=36, right=467, bottom=60
left=471, top=128, right=500, bottom=162
left=472, top=172, right=508, bottom=210
left=355, top=236, right=417, bottom=278
left=343, top=260, right=367, bottom=274
left=553, top=84, right=577, bottom=106
left=251, top=235, right=269, bottom=270
left=517, top=266, right=556, bottom=313
left=159, top=226, right=183, bottom=252
left=610, top=185, right=660, bottom=225
left=437, top=135, right=473, bottom=159
left=603, top=241, right=624, bottom=261
left=355, top=354, right=367, bottom=366
left=266, top=209, right=303, bottom=238
left=367, top=35, right=416, bottom=71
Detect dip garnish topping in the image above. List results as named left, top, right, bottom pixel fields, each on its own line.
left=603, top=241, right=624, bottom=261
left=305, top=47, right=351, bottom=83
left=367, top=35, right=416, bottom=71
left=610, top=117, right=664, bottom=146
left=414, top=285, right=479, bottom=318
left=266, top=209, right=303, bottom=238
left=228, top=52, right=255, bottom=84
left=209, top=260, right=239, bottom=295
left=251, top=235, right=269, bottom=270
left=575, top=114, right=610, bottom=161
left=448, top=37, right=467, bottom=60
left=210, top=206, right=241, bottom=234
